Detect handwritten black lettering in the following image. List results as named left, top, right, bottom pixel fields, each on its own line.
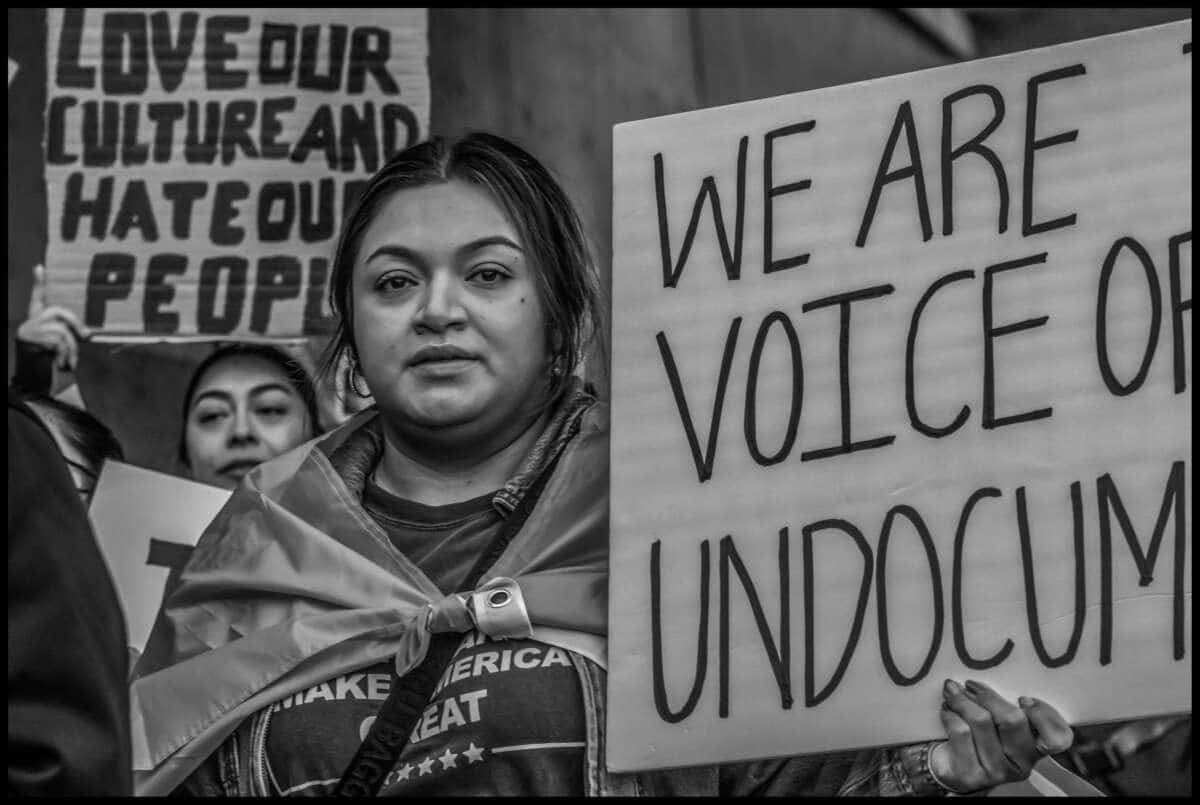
left=653, top=138, right=748, bottom=288
left=856, top=100, right=932, bottom=247
left=952, top=487, right=1014, bottom=669
left=650, top=539, right=711, bottom=723
left=1095, top=236, right=1162, bottom=396
left=718, top=532, right=792, bottom=717
left=657, top=318, right=742, bottom=483
left=800, top=285, right=897, bottom=461
left=876, top=505, right=943, bottom=685
left=803, top=518, right=873, bottom=707
left=1022, top=64, right=1086, bottom=236
left=982, top=252, right=1052, bottom=428
left=941, top=84, right=1008, bottom=236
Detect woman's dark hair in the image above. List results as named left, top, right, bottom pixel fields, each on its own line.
left=320, top=131, right=606, bottom=409
left=177, top=343, right=321, bottom=468
left=20, top=392, right=124, bottom=476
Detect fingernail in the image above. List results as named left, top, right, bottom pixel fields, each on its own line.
left=964, top=679, right=979, bottom=695
left=1018, top=696, right=1033, bottom=708
left=943, top=679, right=961, bottom=696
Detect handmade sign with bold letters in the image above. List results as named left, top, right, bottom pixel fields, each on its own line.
left=608, top=21, right=1191, bottom=772
left=43, top=8, right=429, bottom=339
left=89, top=460, right=232, bottom=653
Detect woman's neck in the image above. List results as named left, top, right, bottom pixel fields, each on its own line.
left=373, top=409, right=549, bottom=506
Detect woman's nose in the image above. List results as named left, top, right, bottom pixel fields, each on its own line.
left=227, top=406, right=257, bottom=445
left=414, top=273, right=467, bottom=332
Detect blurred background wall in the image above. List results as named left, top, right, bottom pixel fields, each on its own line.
left=6, top=7, right=1191, bottom=475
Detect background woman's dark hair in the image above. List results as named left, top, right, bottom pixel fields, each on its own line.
left=177, top=343, right=321, bottom=468
left=20, top=392, right=125, bottom=472
left=320, top=131, right=607, bottom=409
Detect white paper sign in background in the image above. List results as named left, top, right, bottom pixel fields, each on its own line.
left=90, top=460, right=231, bottom=653
left=609, top=22, right=1191, bottom=772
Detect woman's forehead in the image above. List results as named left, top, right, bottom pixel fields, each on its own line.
left=191, top=355, right=296, bottom=398
left=360, top=180, right=521, bottom=253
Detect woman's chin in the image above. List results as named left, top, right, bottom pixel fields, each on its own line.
left=396, top=395, right=487, bottom=430
left=194, top=471, right=240, bottom=491
left=410, top=408, right=483, bottom=431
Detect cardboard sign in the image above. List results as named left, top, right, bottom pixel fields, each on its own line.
left=43, top=8, right=429, bottom=340
left=89, top=460, right=231, bottom=652
left=608, top=22, right=1191, bottom=772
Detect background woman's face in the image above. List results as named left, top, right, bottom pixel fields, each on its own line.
left=184, top=354, right=311, bottom=489
left=351, top=180, right=549, bottom=441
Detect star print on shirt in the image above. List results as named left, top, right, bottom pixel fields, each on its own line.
left=438, top=747, right=460, bottom=770
left=394, top=763, right=413, bottom=781
left=418, top=757, right=436, bottom=776
left=463, top=742, right=486, bottom=764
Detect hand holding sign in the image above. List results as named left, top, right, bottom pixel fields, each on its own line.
left=18, top=263, right=92, bottom=371
left=930, top=679, right=1073, bottom=793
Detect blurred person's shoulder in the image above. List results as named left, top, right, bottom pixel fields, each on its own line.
left=9, top=389, right=57, bottom=447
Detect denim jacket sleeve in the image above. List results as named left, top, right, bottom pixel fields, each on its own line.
left=718, top=743, right=949, bottom=796
left=174, top=715, right=260, bottom=797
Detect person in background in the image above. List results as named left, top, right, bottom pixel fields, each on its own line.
left=124, top=343, right=325, bottom=677
left=13, top=265, right=324, bottom=492
left=177, top=343, right=323, bottom=491
left=133, top=132, right=1075, bottom=796
left=8, top=391, right=132, bottom=795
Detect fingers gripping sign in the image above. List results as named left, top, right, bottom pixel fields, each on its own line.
left=1017, top=695, right=1075, bottom=758
left=930, top=679, right=1073, bottom=793
left=18, top=263, right=92, bottom=372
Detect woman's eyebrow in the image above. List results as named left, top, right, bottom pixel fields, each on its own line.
left=364, top=244, right=427, bottom=268
left=191, top=383, right=294, bottom=411
left=364, top=237, right=522, bottom=269
left=457, top=235, right=523, bottom=258
left=249, top=383, right=296, bottom=398
left=190, top=389, right=234, bottom=409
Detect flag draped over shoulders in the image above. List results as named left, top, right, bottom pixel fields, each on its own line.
left=130, top=406, right=610, bottom=795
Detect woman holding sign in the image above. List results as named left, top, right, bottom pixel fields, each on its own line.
left=13, top=264, right=323, bottom=492
left=132, top=132, right=1075, bottom=796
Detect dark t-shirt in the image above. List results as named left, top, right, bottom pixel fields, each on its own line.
left=261, top=477, right=586, bottom=796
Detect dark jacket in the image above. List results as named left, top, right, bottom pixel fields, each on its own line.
left=7, top=391, right=132, bottom=795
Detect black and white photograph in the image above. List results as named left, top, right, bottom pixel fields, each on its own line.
left=8, top=7, right=1190, bottom=797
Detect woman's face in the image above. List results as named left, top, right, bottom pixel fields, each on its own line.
left=351, top=180, right=549, bottom=444
left=184, top=354, right=311, bottom=489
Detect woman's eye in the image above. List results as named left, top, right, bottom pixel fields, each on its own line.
left=469, top=265, right=509, bottom=285
left=196, top=411, right=227, bottom=426
left=256, top=406, right=288, bottom=419
left=376, top=273, right=416, bottom=292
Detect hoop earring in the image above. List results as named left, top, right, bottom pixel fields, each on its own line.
left=347, top=359, right=373, bottom=399
left=550, top=353, right=567, bottom=379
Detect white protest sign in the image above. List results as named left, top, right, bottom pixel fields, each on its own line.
left=609, top=22, right=1191, bottom=772
left=89, top=460, right=231, bottom=652
left=43, top=8, right=429, bottom=339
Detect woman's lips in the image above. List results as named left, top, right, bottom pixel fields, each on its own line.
left=219, top=460, right=260, bottom=478
left=409, top=357, right=478, bottom=377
